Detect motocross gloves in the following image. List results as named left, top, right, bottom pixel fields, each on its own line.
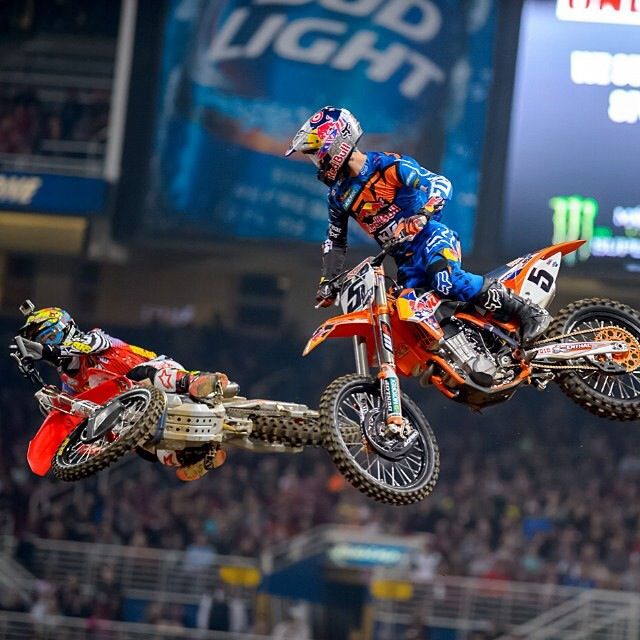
left=389, top=214, right=430, bottom=246
left=11, top=338, right=45, bottom=360
left=316, top=279, right=336, bottom=308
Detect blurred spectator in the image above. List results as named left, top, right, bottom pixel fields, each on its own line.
left=411, top=534, right=443, bottom=582
left=197, top=586, right=230, bottom=632
left=29, top=575, right=58, bottom=622
left=0, top=0, right=120, bottom=37
left=270, top=602, right=311, bottom=640
left=91, top=566, right=123, bottom=621
left=58, top=574, right=91, bottom=618
left=182, top=532, right=217, bottom=573
left=0, top=86, right=110, bottom=160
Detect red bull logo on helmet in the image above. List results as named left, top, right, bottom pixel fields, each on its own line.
left=556, top=0, right=640, bottom=25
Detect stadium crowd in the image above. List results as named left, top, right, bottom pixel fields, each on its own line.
left=1, top=317, right=640, bottom=635
left=0, top=0, right=119, bottom=37
left=0, top=86, right=110, bottom=158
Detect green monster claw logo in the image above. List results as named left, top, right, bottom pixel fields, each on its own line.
left=549, top=195, right=608, bottom=265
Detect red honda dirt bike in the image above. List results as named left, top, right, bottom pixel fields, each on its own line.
left=304, top=239, right=640, bottom=505
left=10, top=336, right=323, bottom=482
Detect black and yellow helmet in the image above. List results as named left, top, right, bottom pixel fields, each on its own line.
left=19, top=307, right=76, bottom=345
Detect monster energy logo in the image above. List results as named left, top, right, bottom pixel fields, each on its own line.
left=549, top=195, right=599, bottom=265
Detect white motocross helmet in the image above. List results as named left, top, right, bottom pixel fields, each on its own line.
left=285, top=106, right=363, bottom=185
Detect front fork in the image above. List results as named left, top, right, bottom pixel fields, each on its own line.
left=372, top=267, right=404, bottom=432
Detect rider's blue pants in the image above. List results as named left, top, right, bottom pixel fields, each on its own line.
left=395, top=220, right=484, bottom=302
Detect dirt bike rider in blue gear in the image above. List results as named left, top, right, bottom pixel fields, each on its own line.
left=285, top=106, right=550, bottom=343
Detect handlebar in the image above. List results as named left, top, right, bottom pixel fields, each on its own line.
left=11, top=336, right=46, bottom=388
left=314, top=238, right=407, bottom=309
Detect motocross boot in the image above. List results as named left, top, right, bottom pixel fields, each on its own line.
left=187, top=372, right=230, bottom=399
left=474, top=280, right=551, bottom=343
left=176, top=447, right=227, bottom=482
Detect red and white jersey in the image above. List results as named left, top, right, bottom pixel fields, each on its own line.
left=58, top=330, right=159, bottom=394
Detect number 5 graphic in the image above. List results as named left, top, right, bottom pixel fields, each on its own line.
left=527, top=268, right=554, bottom=293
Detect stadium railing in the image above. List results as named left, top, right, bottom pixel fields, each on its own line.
left=23, top=537, right=260, bottom=601
left=0, top=611, right=272, bottom=640
left=368, top=568, right=640, bottom=640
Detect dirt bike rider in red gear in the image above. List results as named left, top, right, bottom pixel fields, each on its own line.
left=285, top=106, right=551, bottom=345
left=12, top=305, right=229, bottom=480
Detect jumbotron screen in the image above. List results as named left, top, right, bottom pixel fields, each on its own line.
left=502, top=0, right=640, bottom=272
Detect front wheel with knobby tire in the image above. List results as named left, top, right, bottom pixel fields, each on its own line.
left=320, top=374, right=439, bottom=505
left=52, top=387, right=167, bottom=481
left=546, top=298, right=640, bottom=421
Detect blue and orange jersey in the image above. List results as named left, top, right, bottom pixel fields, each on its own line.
left=325, top=151, right=452, bottom=256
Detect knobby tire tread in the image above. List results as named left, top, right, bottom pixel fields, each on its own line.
left=51, top=388, right=167, bottom=481
left=320, top=374, right=440, bottom=505
left=546, top=297, right=640, bottom=422
left=225, top=407, right=324, bottom=447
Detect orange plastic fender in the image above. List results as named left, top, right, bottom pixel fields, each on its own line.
left=303, top=309, right=375, bottom=356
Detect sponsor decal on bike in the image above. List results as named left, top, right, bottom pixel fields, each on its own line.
left=552, top=342, right=592, bottom=353
left=310, top=324, right=334, bottom=343
left=129, top=345, right=158, bottom=359
left=409, top=291, right=439, bottom=315
left=535, top=341, right=625, bottom=358
left=57, top=437, right=71, bottom=456
left=380, top=320, right=394, bottom=354
left=395, top=343, right=410, bottom=359
left=383, top=375, right=402, bottom=417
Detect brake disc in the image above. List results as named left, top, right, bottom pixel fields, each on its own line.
left=362, top=409, right=418, bottom=461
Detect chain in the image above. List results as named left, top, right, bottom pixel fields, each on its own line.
left=531, top=325, right=623, bottom=345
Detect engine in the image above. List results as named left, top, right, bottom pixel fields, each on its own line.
left=441, top=320, right=513, bottom=387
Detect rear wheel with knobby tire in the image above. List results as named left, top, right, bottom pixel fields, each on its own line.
left=546, top=298, right=640, bottom=421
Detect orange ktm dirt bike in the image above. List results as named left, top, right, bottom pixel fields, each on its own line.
left=304, top=239, right=640, bottom=505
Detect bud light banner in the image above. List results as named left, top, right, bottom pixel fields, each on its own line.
left=0, top=172, right=107, bottom=215
left=145, top=0, right=496, bottom=250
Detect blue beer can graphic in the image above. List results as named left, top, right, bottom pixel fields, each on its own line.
left=147, top=0, right=495, bottom=246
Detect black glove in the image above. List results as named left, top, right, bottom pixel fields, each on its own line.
left=315, top=281, right=336, bottom=308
